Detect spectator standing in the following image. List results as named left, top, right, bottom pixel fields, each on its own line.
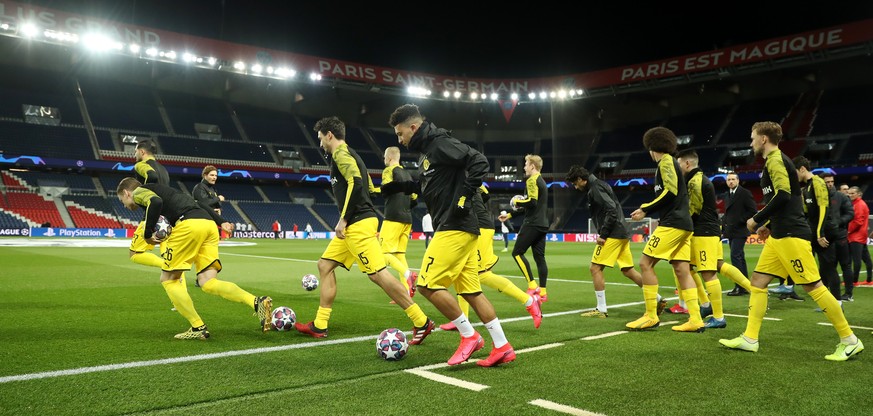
left=847, top=187, right=873, bottom=288
left=499, top=211, right=513, bottom=252
left=722, top=171, right=757, bottom=296
left=272, top=220, right=282, bottom=239
left=421, top=211, right=434, bottom=248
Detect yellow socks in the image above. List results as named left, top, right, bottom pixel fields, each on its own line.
left=691, top=270, right=709, bottom=305
left=680, top=288, right=702, bottom=324
left=403, top=303, right=428, bottom=328
left=131, top=252, right=163, bottom=268
left=384, top=253, right=410, bottom=292
left=480, top=271, right=530, bottom=304
left=643, top=284, right=659, bottom=319
left=704, top=279, right=724, bottom=319
left=162, top=279, right=204, bottom=328
left=720, top=262, right=752, bottom=292
left=201, top=278, right=256, bottom=307
left=456, top=294, right=471, bottom=318
left=743, top=286, right=769, bottom=340
left=314, top=307, right=332, bottom=330
left=809, top=285, right=853, bottom=338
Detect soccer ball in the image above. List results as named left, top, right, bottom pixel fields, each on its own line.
left=376, top=328, right=409, bottom=361
left=302, top=274, right=319, bottom=291
left=270, top=306, right=296, bottom=331
left=153, top=215, right=172, bottom=239
left=510, top=195, right=525, bottom=211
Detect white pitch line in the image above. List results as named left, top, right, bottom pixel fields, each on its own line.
left=817, top=322, right=873, bottom=331
left=0, top=335, right=373, bottom=384
left=530, top=399, right=606, bottom=416
left=516, top=342, right=564, bottom=353
left=404, top=342, right=563, bottom=390
left=404, top=369, right=490, bottom=391
left=723, top=313, right=781, bottom=321
left=222, top=252, right=319, bottom=263
left=581, top=331, right=627, bottom=340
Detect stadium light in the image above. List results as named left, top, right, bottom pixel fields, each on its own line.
left=453, top=91, right=462, bottom=99
left=129, top=44, right=141, bottom=54
left=145, top=47, right=158, bottom=57
left=233, top=61, right=246, bottom=70
left=490, top=93, right=498, bottom=100
left=82, top=33, right=122, bottom=52
left=511, top=92, right=519, bottom=100
left=528, top=92, right=536, bottom=100
left=557, top=90, right=567, bottom=99
left=442, top=90, right=450, bottom=98
left=207, top=57, right=218, bottom=66
left=251, top=64, right=263, bottom=73
left=309, top=73, right=322, bottom=81
left=539, top=91, right=547, bottom=99
left=469, top=92, right=478, bottom=100
left=479, top=93, right=486, bottom=100
left=19, top=23, right=37, bottom=37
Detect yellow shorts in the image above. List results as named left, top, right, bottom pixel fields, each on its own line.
left=161, top=218, right=221, bottom=273
left=591, top=238, right=634, bottom=269
left=130, top=221, right=155, bottom=253
left=754, top=236, right=821, bottom=284
left=477, top=228, right=499, bottom=272
left=380, top=220, right=411, bottom=254
left=322, top=217, right=386, bottom=274
left=643, top=226, right=692, bottom=262
left=690, top=236, right=723, bottom=271
left=418, top=230, right=481, bottom=295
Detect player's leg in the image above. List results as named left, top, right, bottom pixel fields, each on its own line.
left=531, top=230, right=549, bottom=298
left=512, top=226, right=539, bottom=292
left=295, top=232, right=355, bottom=337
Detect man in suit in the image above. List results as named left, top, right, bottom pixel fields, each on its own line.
left=722, top=171, right=757, bottom=296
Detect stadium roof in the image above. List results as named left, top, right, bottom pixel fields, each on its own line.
left=25, top=1, right=873, bottom=78
left=6, top=1, right=873, bottom=139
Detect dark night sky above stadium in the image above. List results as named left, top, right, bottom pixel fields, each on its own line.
left=24, top=1, right=873, bottom=78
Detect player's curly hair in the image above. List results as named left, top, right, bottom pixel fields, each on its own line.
left=388, top=104, right=423, bottom=127
left=642, top=127, right=678, bottom=154
left=565, top=165, right=590, bottom=183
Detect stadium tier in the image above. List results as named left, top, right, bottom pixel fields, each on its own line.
left=79, top=77, right=166, bottom=132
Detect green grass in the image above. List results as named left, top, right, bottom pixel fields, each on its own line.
left=1, top=239, right=873, bottom=415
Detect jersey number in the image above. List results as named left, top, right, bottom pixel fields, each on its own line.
left=595, top=245, right=602, bottom=256
left=648, top=236, right=661, bottom=249
left=425, top=256, right=435, bottom=273
left=357, top=252, right=369, bottom=265
left=162, top=247, right=173, bottom=261
left=699, top=251, right=707, bottom=262
left=790, top=259, right=804, bottom=273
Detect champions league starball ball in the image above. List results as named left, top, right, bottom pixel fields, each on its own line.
left=153, top=215, right=172, bottom=239
left=302, top=274, right=319, bottom=291
left=376, top=328, right=409, bottom=361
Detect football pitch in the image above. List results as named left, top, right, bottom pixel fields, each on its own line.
left=1, top=239, right=873, bottom=415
